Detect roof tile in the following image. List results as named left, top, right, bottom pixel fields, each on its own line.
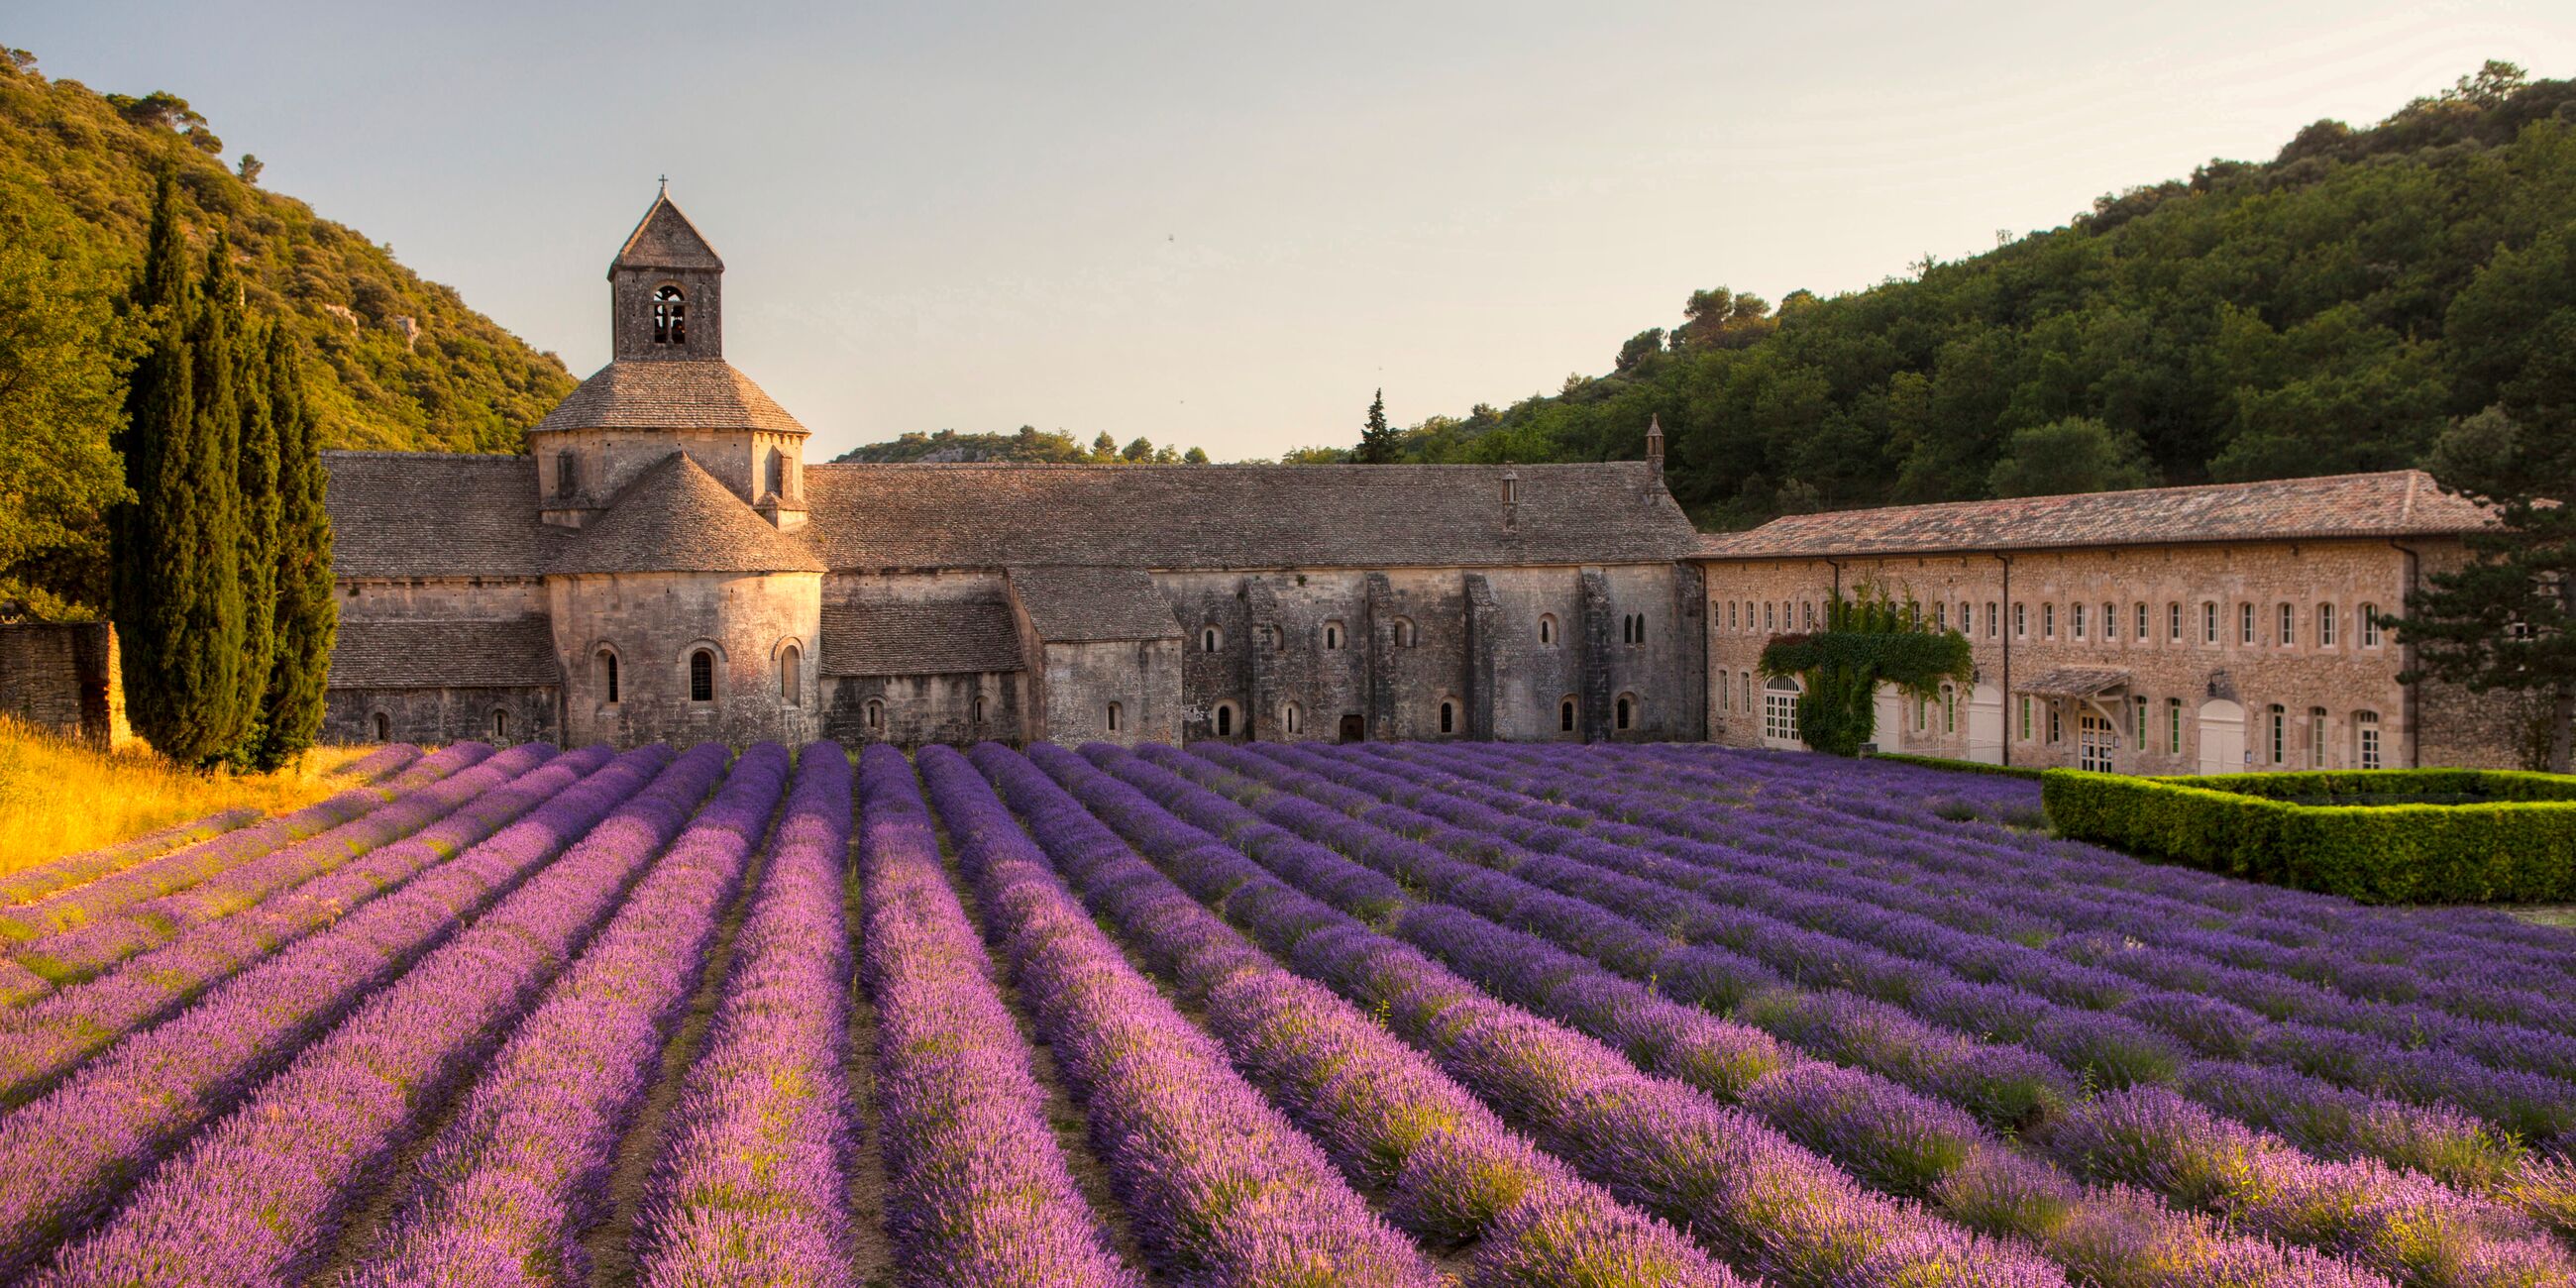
left=1008, top=567, right=1181, bottom=642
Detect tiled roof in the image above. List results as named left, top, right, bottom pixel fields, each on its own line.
left=801, top=462, right=1699, bottom=570
left=820, top=594, right=1023, bottom=676
left=556, top=452, right=827, bottom=576
left=1008, top=567, right=1181, bottom=642
left=328, top=617, right=560, bottom=689
left=611, top=192, right=722, bottom=273
left=2015, top=667, right=2133, bottom=698
left=323, top=453, right=566, bottom=579
left=1700, top=471, right=2492, bottom=560
left=531, top=361, right=806, bottom=436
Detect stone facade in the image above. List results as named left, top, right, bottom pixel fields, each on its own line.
left=0, top=622, right=128, bottom=748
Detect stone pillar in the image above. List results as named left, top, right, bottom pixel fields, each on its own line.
left=1463, top=573, right=1498, bottom=740
left=1578, top=570, right=1613, bottom=744
left=1364, top=572, right=1395, bottom=741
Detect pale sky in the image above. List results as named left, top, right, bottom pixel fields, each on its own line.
left=8, top=1, right=2573, bottom=461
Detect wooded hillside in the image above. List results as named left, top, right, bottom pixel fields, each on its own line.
left=1376, top=63, right=2576, bottom=530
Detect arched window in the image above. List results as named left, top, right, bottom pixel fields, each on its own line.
left=555, top=450, right=578, bottom=499
left=1558, top=696, right=1578, bottom=733
left=1107, top=702, right=1123, bottom=733
left=690, top=649, right=715, bottom=703
left=2070, top=602, right=2084, bottom=639
left=491, top=708, right=509, bottom=740
left=2134, top=602, right=2148, bottom=640
left=2168, top=602, right=2182, bottom=642
left=653, top=284, right=687, bottom=344
left=2308, top=706, right=2328, bottom=768
left=1727, top=601, right=1739, bottom=631
left=373, top=711, right=390, bottom=742
left=1214, top=702, right=1234, bottom=737
left=2201, top=601, right=2219, bottom=644
left=779, top=644, right=802, bottom=706
left=1283, top=701, right=1303, bottom=735
left=2101, top=601, right=2116, bottom=640
left=1392, top=617, right=1416, bottom=648
left=1985, top=601, right=1998, bottom=639
left=765, top=448, right=785, bottom=498
left=2278, top=603, right=2297, bottom=647
left=1202, top=625, right=1224, bottom=653
left=2239, top=602, right=2256, bottom=646
left=2361, top=603, right=2383, bottom=647
left=1323, top=621, right=1344, bottom=651
left=1439, top=700, right=1456, bottom=734
left=2044, top=603, right=2058, bottom=639
left=2268, top=703, right=2287, bottom=765
left=1539, top=614, right=1557, bottom=646
left=2317, top=603, right=2337, bottom=647
left=597, top=649, right=619, bottom=703
left=2013, top=602, right=2027, bottom=638
left=866, top=698, right=885, bottom=731
left=2354, top=709, right=2382, bottom=769
left=1615, top=694, right=1636, bottom=731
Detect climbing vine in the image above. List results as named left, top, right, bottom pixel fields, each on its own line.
left=1761, top=588, right=1973, bottom=756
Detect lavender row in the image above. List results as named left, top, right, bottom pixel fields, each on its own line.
left=344, top=743, right=793, bottom=1283
left=634, top=743, right=856, bottom=1285
left=1149, top=744, right=2560, bottom=1287
left=1287, top=743, right=2558, bottom=1214
left=920, top=744, right=1445, bottom=1287
left=852, top=744, right=1140, bottom=1288
left=6, top=742, right=559, bottom=995
left=0, top=740, right=492, bottom=947
left=1453, top=743, right=2576, bottom=1078
left=0, top=806, right=265, bottom=910
left=1620, top=742, right=2576, bottom=977
left=1025, top=742, right=2071, bottom=1288
left=29, top=742, right=720, bottom=1284
left=975, top=744, right=1745, bottom=1288
left=331, top=742, right=425, bottom=786
left=0, top=745, right=615, bottom=1108
left=1347, top=744, right=2576, bottom=1156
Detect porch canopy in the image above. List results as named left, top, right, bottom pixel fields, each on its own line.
left=2013, top=667, right=2132, bottom=699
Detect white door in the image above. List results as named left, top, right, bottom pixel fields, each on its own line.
left=1966, top=684, right=2003, bottom=764
left=1873, top=684, right=1905, bottom=751
left=2196, top=699, right=2244, bottom=775
left=2079, top=711, right=2117, bottom=773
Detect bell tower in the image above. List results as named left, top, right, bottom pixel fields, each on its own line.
left=610, top=183, right=723, bottom=362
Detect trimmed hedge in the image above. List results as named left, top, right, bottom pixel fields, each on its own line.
left=2041, top=769, right=2576, bottom=905
left=1866, top=752, right=2046, bottom=782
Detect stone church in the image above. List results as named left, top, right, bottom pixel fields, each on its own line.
left=321, top=194, right=1708, bottom=750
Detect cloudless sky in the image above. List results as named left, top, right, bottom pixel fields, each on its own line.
left=7, top=1, right=2573, bottom=461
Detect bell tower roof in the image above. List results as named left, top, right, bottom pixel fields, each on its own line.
left=610, top=189, right=723, bottom=277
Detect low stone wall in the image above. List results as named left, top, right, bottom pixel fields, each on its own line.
left=0, top=622, right=128, bottom=748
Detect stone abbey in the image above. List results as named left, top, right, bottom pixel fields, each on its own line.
left=313, top=194, right=2525, bottom=771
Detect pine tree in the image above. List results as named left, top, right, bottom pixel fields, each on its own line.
left=1355, top=388, right=1398, bottom=464
left=2387, top=406, right=2576, bottom=770
left=228, top=315, right=279, bottom=765
left=254, top=326, right=334, bottom=768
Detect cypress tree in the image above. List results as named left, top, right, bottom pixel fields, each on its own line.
left=229, top=315, right=279, bottom=765
left=255, top=327, right=334, bottom=768
left=168, top=232, right=248, bottom=764
left=1355, top=387, right=1398, bottom=464
left=111, top=168, right=213, bottom=762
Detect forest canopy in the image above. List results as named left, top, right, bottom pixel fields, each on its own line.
left=1367, top=62, right=2576, bottom=531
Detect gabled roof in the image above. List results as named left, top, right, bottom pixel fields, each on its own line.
left=329, top=617, right=560, bottom=689
left=820, top=594, right=1024, bottom=676
left=324, top=453, right=567, bottom=579
left=555, top=452, right=827, bottom=576
left=1699, top=470, right=2493, bottom=561
left=610, top=191, right=723, bottom=274
left=1008, top=567, right=1181, bottom=642
left=531, top=360, right=807, bottom=437
left=800, top=462, right=1699, bottom=570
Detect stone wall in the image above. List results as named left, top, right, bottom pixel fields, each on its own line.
left=325, top=685, right=557, bottom=746
left=821, top=671, right=1022, bottom=746
left=549, top=569, right=822, bottom=749
left=0, top=622, right=127, bottom=748
left=1700, top=537, right=2523, bottom=771
left=1037, top=637, right=1184, bottom=746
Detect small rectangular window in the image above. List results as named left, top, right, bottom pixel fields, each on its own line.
left=2071, top=602, right=2085, bottom=639
left=2318, top=603, right=2337, bottom=647
left=2015, top=603, right=2027, bottom=638
left=2169, top=602, right=2182, bottom=642
left=2240, top=603, right=2256, bottom=646
left=2362, top=603, right=2383, bottom=647
left=2202, top=602, right=2218, bottom=645
left=2279, top=603, right=2296, bottom=647
left=1986, top=602, right=1998, bottom=639
left=2136, top=602, right=2149, bottom=640
left=2043, top=603, right=2056, bottom=639
left=2018, top=696, right=2032, bottom=740
left=2168, top=698, right=2182, bottom=754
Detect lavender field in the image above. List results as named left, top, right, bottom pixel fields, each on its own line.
left=1, top=737, right=2571, bottom=1287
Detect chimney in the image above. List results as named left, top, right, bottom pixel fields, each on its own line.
left=1645, top=414, right=1665, bottom=484
left=1501, top=466, right=1519, bottom=533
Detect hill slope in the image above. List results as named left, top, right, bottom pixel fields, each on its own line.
left=0, top=50, right=576, bottom=616
left=1385, top=63, right=2576, bottom=530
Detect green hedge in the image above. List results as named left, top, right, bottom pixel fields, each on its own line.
left=2179, top=769, right=2576, bottom=804
left=1866, top=752, right=2046, bottom=781
left=2041, top=769, right=2576, bottom=905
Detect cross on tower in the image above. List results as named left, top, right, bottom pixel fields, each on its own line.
left=657, top=173, right=668, bottom=193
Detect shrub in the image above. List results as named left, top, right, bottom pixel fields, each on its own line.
left=2040, top=769, right=2576, bottom=904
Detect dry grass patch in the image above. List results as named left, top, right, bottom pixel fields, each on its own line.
left=0, top=717, right=372, bottom=878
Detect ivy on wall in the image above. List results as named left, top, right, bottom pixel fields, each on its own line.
left=1761, top=589, right=1973, bottom=756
